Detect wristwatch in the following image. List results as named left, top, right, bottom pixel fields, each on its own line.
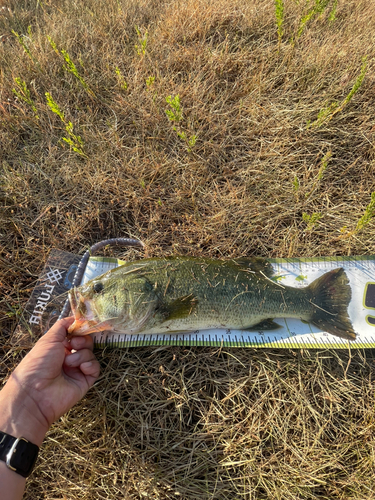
left=0, top=431, right=39, bottom=478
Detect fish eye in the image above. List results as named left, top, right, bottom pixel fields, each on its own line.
left=93, top=282, right=104, bottom=293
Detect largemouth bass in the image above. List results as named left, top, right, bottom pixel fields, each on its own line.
left=67, top=257, right=356, bottom=340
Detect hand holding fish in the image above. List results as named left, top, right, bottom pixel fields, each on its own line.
left=0, top=318, right=100, bottom=498
left=0, top=317, right=101, bottom=448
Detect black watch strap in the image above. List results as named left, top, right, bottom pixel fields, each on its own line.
left=0, top=431, right=39, bottom=478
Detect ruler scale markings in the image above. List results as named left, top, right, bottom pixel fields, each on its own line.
left=312, top=335, right=320, bottom=349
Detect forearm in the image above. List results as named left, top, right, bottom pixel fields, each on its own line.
left=0, top=379, right=49, bottom=500
left=0, top=461, right=26, bottom=500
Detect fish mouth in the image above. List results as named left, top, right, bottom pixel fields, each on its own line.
left=67, top=288, right=110, bottom=336
left=68, top=287, right=79, bottom=317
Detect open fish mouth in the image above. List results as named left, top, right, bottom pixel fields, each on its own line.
left=67, top=288, right=89, bottom=335
left=67, top=288, right=108, bottom=336
left=69, top=287, right=79, bottom=317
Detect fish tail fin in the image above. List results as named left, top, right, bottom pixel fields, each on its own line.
left=307, top=268, right=356, bottom=340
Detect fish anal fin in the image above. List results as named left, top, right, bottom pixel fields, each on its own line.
left=233, top=257, right=274, bottom=278
left=244, top=319, right=282, bottom=331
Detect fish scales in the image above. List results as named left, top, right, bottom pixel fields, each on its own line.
left=68, top=256, right=356, bottom=340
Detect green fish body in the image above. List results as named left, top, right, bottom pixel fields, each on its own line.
left=68, top=256, right=356, bottom=340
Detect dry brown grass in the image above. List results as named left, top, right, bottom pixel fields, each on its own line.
left=2, top=0, right=375, bottom=497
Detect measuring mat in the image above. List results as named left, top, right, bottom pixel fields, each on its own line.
left=23, top=250, right=375, bottom=349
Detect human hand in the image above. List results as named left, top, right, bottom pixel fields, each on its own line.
left=0, top=317, right=100, bottom=446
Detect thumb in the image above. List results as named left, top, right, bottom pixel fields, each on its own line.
left=43, top=317, right=75, bottom=343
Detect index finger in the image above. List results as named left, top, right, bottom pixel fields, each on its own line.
left=70, top=335, right=94, bottom=351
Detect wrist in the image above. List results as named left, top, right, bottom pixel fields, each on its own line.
left=0, top=378, right=49, bottom=448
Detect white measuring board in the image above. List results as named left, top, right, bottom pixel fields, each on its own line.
left=82, top=256, right=375, bottom=349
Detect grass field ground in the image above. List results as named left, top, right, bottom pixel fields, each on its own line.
left=2, top=0, right=375, bottom=498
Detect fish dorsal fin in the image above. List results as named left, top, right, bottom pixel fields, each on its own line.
left=232, top=257, right=274, bottom=278
left=164, top=295, right=198, bottom=321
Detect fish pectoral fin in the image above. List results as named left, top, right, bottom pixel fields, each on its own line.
left=163, top=295, right=198, bottom=321
left=233, top=257, right=274, bottom=278
left=244, top=319, right=282, bottom=331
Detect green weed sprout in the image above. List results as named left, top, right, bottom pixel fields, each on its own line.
left=12, top=28, right=41, bottom=67
left=12, top=29, right=33, bottom=60
left=356, top=192, right=375, bottom=234
left=146, top=76, right=155, bottom=88
left=61, top=49, right=94, bottom=96
left=343, top=56, right=368, bottom=106
left=176, top=130, right=186, bottom=140
left=12, top=78, right=39, bottom=120
left=329, top=0, right=338, bottom=21
left=302, top=212, right=322, bottom=231
left=340, top=190, right=375, bottom=237
left=165, top=95, right=197, bottom=151
left=275, top=0, right=284, bottom=44
left=175, top=130, right=197, bottom=150
left=187, top=135, right=197, bottom=150
left=165, top=95, right=183, bottom=122
left=135, top=26, right=148, bottom=56
left=48, top=37, right=94, bottom=97
left=293, top=175, right=299, bottom=192
left=115, top=66, right=128, bottom=90
left=305, top=151, right=332, bottom=198
left=292, top=0, right=337, bottom=45
left=47, top=35, right=60, bottom=56
left=317, top=151, right=332, bottom=180
left=45, top=92, right=64, bottom=121
left=307, top=102, right=338, bottom=129
left=308, top=57, right=367, bottom=128
left=45, top=92, right=86, bottom=157
left=62, top=122, right=85, bottom=153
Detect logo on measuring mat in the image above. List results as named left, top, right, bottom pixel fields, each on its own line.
left=29, top=268, right=63, bottom=325
left=45, top=268, right=63, bottom=284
